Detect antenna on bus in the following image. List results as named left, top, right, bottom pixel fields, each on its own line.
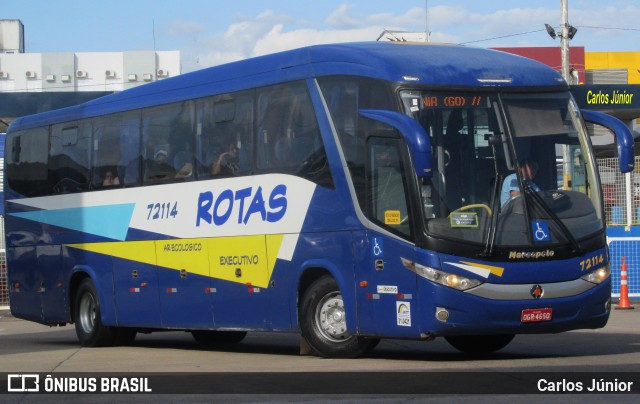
left=425, top=0, right=430, bottom=42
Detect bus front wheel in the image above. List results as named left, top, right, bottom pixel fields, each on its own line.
left=300, top=276, right=379, bottom=358
left=445, top=334, right=515, bottom=354
left=74, top=278, right=116, bottom=347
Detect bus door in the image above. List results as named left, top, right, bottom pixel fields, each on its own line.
left=208, top=235, right=271, bottom=330
left=354, top=136, right=419, bottom=337
left=111, top=241, right=161, bottom=327
left=155, top=239, right=214, bottom=328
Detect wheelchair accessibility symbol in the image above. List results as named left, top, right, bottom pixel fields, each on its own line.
left=372, top=237, right=384, bottom=257
left=531, top=220, right=550, bottom=243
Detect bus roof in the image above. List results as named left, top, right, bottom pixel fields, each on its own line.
left=9, top=42, right=566, bottom=131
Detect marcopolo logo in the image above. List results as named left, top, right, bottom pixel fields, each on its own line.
left=508, top=250, right=555, bottom=260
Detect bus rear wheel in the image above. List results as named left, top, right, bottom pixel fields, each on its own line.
left=445, top=334, right=515, bottom=354
left=191, top=330, right=247, bottom=345
left=300, top=276, right=379, bottom=358
left=74, top=278, right=116, bottom=347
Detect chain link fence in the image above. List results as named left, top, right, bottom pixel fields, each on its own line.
left=597, top=157, right=640, bottom=227
left=598, top=156, right=640, bottom=298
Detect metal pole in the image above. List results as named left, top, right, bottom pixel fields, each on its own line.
left=561, top=0, right=572, bottom=189
left=626, top=171, right=633, bottom=230
left=560, top=0, right=570, bottom=81
left=425, top=0, right=430, bottom=42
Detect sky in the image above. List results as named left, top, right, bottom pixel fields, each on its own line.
left=2, top=0, right=640, bottom=73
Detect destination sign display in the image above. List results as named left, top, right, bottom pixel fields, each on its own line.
left=421, top=94, right=486, bottom=109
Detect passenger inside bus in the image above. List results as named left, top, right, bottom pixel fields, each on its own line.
left=211, top=143, right=239, bottom=177
left=101, top=168, right=120, bottom=187
left=146, top=149, right=176, bottom=180
left=173, top=150, right=193, bottom=179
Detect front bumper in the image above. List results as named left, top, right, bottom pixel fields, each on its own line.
left=419, top=277, right=611, bottom=336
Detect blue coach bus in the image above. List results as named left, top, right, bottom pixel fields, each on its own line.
left=3, top=42, right=634, bottom=357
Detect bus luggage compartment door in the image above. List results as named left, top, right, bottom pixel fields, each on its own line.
left=155, top=239, right=214, bottom=329
left=111, top=241, right=161, bottom=327
left=208, top=235, right=271, bottom=330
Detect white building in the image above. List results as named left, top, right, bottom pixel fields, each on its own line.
left=0, top=50, right=180, bottom=92
left=0, top=19, right=180, bottom=93
left=0, top=19, right=24, bottom=53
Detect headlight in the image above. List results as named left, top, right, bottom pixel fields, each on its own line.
left=581, top=264, right=610, bottom=284
left=402, top=258, right=483, bottom=291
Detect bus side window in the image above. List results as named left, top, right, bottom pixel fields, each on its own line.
left=93, top=111, right=141, bottom=188
left=257, top=81, right=332, bottom=187
left=93, top=118, right=123, bottom=189
left=142, top=101, right=194, bottom=184
left=367, top=135, right=413, bottom=239
left=6, top=128, right=49, bottom=197
left=196, top=90, right=253, bottom=179
left=50, top=123, right=91, bottom=194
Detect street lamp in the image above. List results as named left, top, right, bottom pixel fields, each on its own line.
left=545, top=23, right=557, bottom=39
left=544, top=0, right=578, bottom=82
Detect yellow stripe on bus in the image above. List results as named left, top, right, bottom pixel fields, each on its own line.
left=67, top=234, right=287, bottom=288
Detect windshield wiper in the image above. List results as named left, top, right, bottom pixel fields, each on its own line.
left=481, top=173, right=502, bottom=257
left=524, top=186, right=583, bottom=254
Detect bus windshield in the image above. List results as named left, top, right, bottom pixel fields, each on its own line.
left=401, top=90, right=603, bottom=248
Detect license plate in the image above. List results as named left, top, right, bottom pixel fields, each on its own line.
left=521, top=308, right=553, bottom=323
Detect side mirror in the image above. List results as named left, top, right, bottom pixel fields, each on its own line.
left=582, top=109, right=634, bottom=173
left=358, top=109, right=432, bottom=177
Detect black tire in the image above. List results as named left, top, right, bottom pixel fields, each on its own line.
left=74, top=278, right=116, bottom=347
left=191, top=330, right=247, bottom=345
left=445, top=334, right=515, bottom=354
left=300, top=276, right=379, bottom=358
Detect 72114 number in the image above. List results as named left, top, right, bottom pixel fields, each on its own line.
left=147, top=202, right=178, bottom=220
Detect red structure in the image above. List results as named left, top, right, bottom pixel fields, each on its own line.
left=493, top=47, right=586, bottom=84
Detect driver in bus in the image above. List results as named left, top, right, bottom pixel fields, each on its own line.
left=500, top=159, right=540, bottom=207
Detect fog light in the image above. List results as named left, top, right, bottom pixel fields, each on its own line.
left=435, top=307, right=449, bottom=322
left=605, top=298, right=611, bottom=312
